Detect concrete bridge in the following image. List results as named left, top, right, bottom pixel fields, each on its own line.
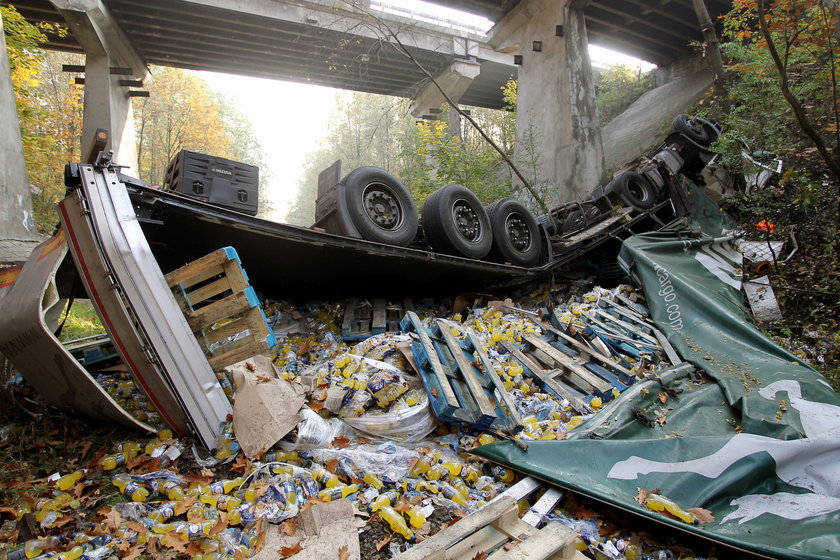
left=1, top=0, right=731, bottom=254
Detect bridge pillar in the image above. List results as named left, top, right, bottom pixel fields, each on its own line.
left=493, top=0, right=605, bottom=203
left=50, top=0, right=146, bottom=171
left=0, top=13, right=38, bottom=254
left=410, top=58, right=481, bottom=120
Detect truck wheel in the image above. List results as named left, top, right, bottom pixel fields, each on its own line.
left=486, top=198, right=542, bottom=267
left=672, top=114, right=719, bottom=146
left=341, top=166, right=418, bottom=246
left=608, top=171, right=657, bottom=211
left=422, top=184, right=492, bottom=259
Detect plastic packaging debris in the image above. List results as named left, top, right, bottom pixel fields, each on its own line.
left=280, top=408, right=349, bottom=450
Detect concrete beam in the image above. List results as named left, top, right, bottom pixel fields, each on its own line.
left=410, top=58, right=481, bottom=119
left=0, top=14, right=38, bottom=244
left=508, top=0, right=606, bottom=203
left=50, top=0, right=146, bottom=171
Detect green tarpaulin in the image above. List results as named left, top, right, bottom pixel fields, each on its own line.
left=475, top=188, right=840, bottom=559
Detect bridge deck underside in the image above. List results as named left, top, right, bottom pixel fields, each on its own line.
left=5, top=0, right=733, bottom=107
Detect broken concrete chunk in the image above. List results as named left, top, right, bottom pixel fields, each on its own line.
left=231, top=356, right=306, bottom=458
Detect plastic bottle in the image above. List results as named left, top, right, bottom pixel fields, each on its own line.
left=279, top=480, right=297, bottom=505
left=491, top=466, right=516, bottom=483
left=148, top=503, right=176, bottom=523
left=154, top=480, right=186, bottom=501
left=368, top=490, right=397, bottom=512
left=363, top=473, right=383, bottom=490
left=56, top=547, right=83, bottom=560
left=263, top=451, right=299, bottom=463
left=424, top=465, right=446, bottom=481
left=115, top=442, right=141, bottom=461
left=378, top=506, right=414, bottom=540
left=311, top=466, right=340, bottom=488
left=56, top=470, right=87, bottom=491
left=317, top=484, right=359, bottom=502
left=440, top=482, right=468, bottom=506
left=450, top=477, right=470, bottom=501
left=99, top=454, right=126, bottom=472
left=405, top=505, right=427, bottom=529
left=112, top=475, right=149, bottom=502
left=644, top=494, right=697, bottom=524
left=409, top=458, right=431, bottom=477
left=200, top=494, right=242, bottom=512
left=0, top=537, right=63, bottom=560
left=208, top=477, right=244, bottom=495
left=438, top=460, right=464, bottom=478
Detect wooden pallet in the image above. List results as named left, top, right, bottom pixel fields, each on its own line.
left=164, top=247, right=276, bottom=370
left=394, top=477, right=585, bottom=560
left=401, top=311, right=522, bottom=433
left=342, top=298, right=413, bottom=341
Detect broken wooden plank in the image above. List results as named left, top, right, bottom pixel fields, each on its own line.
left=500, top=341, right=592, bottom=414
left=468, top=331, right=523, bottom=429
left=437, top=320, right=498, bottom=420
left=523, top=334, right=613, bottom=395
left=402, top=311, right=460, bottom=409
left=540, top=322, right=636, bottom=380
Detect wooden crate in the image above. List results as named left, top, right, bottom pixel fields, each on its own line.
left=164, top=247, right=276, bottom=370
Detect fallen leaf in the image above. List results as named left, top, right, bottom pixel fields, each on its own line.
left=338, top=545, right=349, bottom=560
left=298, top=341, right=313, bottom=356
left=76, top=440, right=93, bottom=459
left=452, top=509, right=468, bottom=519
left=279, top=519, right=297, bottom=536
left=103, top=506, right=125, bottom=531
left=655, top=415, right=667, bottom=426
left=430, top=388, right=439, bottom=397
left=126, top=521, right=148, bottom=535
left=393, top=497, right=411, bottom=513
left=173, top=496, right=196, bottom=516
left=186, top=542, right=204, bottom=557
left=325, top=459, right=339, bottom=473
left=332, top=436, right=351, bottom=449
left=555, top=431, right=567, bottom=440
left=256, top=375, right=271, bottom=383
left=309, top=401, right=325, bottom=412
left=375, top=534, right=392, bottom=551
left=115, top=540, right=131, bottom=552
left=357, top=437, right=372, bottom=445
left=634, top=488, right=650, bottom=505
left=686, top=507, right=715, bottom=524
left=658, top=393, right=668, bottom=404
left=230, top=455, right=251, bottom=474
left=279, top=542, right=303, bottom=557
left=471, top=552, right=489, bottom=560
left=123, top=544, right=144, bottom=560
left=246, top=361, right=256, bottom=371
left=253, top=519, right=267, bottom=553
left=162, top=533, right=189, bottom=553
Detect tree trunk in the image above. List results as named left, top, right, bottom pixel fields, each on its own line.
left=691, top=0, right=728, bottom=106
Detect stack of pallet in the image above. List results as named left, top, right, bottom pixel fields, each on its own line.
left=164, top=247, right=276, bottom=371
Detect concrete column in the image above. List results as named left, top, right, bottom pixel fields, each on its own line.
left=410, top=58, right=481, bottom=119
left=50, top=0, right=145, bottom=171
left=81, top=54, right=138, bottom=168
left=0, top=14, right=37, bottom=245
left=504, top=0, right=605, bottom=203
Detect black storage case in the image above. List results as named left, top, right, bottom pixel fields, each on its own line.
left=164, top=150, right=259, bottom=216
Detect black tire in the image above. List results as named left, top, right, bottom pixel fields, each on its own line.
left=560, top=205, right=600, bottom=234
left=608, top=171, right=657, bottom=211
left=672, top=114, right=719, bottom=146
left=536, top=213, right=556, bottom=236
left=341, top=166, right=418, bottom=246
left=422, top=184, right=492, bottom=259
left=486, top=198, right=542, bottom=267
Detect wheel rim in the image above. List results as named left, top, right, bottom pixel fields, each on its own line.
left=505, top=213, right=531, bottom=252
left=451, top=199, right=481, bottom=241
left=626, top=179, right=649, bottom=202
left=362, top=182, right=403, bottom=230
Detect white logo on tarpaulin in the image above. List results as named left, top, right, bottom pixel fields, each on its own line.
left=694, top=241, right=742, bottom=290
left=607, top=380, right=840, bottom=523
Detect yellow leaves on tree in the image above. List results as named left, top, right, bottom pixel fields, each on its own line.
left=134, top=66, right=233, bottom=186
